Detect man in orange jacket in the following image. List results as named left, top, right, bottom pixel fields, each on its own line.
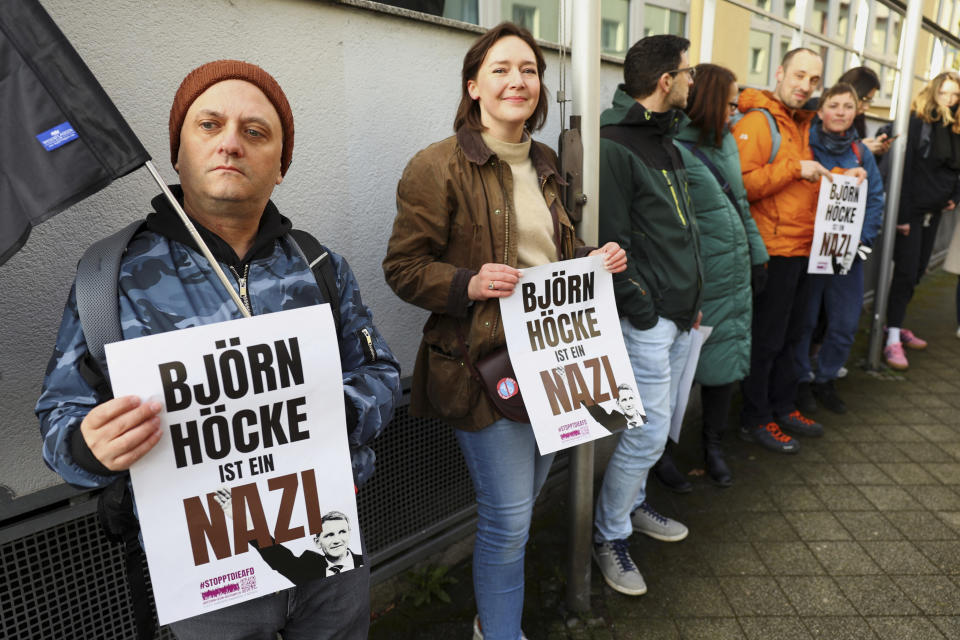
left=732, top=48, right=833, bottom=454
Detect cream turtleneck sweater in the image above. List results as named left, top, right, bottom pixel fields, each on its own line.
left=481, top=132, right=558, bottom=269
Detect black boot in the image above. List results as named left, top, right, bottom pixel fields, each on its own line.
left=811, top=380, right=847, bottom=414
left=796, top=381, right=816, bottom=413
left=705, top=445, right=733, bottom=488
left=702, top=383, right=735, bottom=488
left=653, top=450, right=692, bottom=493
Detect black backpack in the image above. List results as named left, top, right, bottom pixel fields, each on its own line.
left=74, top=220, right=340, bottom=638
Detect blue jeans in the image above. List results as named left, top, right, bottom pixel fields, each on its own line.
left=169, top=562, right=369, bottom=639
left=795, top=259, right=864, bottom=383
left=595, top=317, right=692, bottom=543
left=455, top=418, right=555, bottom=640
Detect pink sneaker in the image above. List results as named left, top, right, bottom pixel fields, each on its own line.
left=884, top=342, right=909, bottom=370
left=900, top=328, right=927, bottom=350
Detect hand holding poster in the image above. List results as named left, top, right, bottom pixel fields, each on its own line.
left=499, top=255, right=642, bottom=455
left=105, top=305, right=360, bottom=625
left=808, top=174, right=867, bottom=275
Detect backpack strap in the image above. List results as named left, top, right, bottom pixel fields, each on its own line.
left=748, top=108, right=781, bottom=164
left=287, top=229, right=342, bottom=335
left=676, top=140, right=743, bottom=217
left=75, top=219, right=146, bottom=390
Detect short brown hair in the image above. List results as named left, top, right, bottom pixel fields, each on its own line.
left=454, top=22, right=548, bottom=133
left=816, top=82, right=858, bottom=111
left=685, top=63, right=737, bottom=148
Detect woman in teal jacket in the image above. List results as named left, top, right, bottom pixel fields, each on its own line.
left=669, top=64, right=769, bottom=487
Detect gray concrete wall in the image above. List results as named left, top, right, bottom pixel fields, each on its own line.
left=0, top=0, right=625, bottom=500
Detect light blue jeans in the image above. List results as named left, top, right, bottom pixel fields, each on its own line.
left=455, top=418, right=556, bottom=640
left=595, top=317, right=692, bottom=543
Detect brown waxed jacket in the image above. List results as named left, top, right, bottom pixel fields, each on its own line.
left=383, top=127, right=586, bottom=431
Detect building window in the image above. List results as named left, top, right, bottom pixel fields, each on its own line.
left=512, top=4, right=538, bottom=36
left=748, top=29, right=773, bottom=86
left=836, top=0, right=851, bottom=41
left=644, top=4, right=686, bottom=37
left=809, top=0, right=829, bottom=34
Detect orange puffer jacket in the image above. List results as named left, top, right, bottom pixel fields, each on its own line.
left=732, top=89, right=819, bottom=257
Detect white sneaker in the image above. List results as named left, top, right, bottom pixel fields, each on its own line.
left=955, top=327, right=960, bottom=340
left=593, top=539, right=648, bottom=596
left=836, top=366, right=848, bottom=379
left=630, top=501, right=689, bottom=542
left=472, top=615, right=527, bottom=639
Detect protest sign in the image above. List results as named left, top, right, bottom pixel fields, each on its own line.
left=105, top=305, right=360, bottom=625
left=808, top=174, right=867, bottom=275
left=499, top=255, right=642, bottom=455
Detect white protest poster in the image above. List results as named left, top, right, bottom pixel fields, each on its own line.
left=808, top=174, right=867, bottom=275
left=669, top=325, right=712, bottom=444
left=105, top=305, right=360, bottom=625
left=499, top=255, right=642, bottom=455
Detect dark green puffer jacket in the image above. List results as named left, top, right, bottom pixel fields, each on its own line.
left=598, top=86, right=703, bottom=331
left=673, top=120, right=769, bottom=386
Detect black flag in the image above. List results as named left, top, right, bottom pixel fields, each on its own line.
left=0, top=0, right=150, bottom=265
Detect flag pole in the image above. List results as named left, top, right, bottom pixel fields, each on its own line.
left=143, top=160, right=251, bottom=318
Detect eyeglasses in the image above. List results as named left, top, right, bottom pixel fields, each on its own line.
left=859, top=96, right=873, bottom=105
left=729, top=102, right=739, bottom=112
left=667, top=66, right=696, bottom=81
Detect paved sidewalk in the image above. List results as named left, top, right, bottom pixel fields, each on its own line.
left=370, top=269, right=960, bottom=639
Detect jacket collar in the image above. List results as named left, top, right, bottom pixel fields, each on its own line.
left=456, top=126, right=562, bottom=184
left=146, top=185, right=292, bottom=268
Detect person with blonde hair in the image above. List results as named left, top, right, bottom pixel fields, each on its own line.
left=884, top=71, right=960, bottom=370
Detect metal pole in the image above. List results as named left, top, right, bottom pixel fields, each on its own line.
left=867, top=0, right=923, bottom=369
left=700, top=0, right=716, bottom=64
left=144, top=160, right=250, bottom=318
left=565, top=0, right=600, bottom=614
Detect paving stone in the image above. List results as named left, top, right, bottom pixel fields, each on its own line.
left=766, top=486, right=827, bottom=512
left=865, top=616, right=946, bottom=640
left=937, top=511, right=960, bottom=535
left=931, top=616, right=960, bottom=638
left=738, top=617, right=812, bottom=640
left=887, top=408, right=939, bottom=426
left=925, top=463, right=960, bottom=485
left=925, top=408, right=960, bottom=427
left=815, top=443, right=869, bottom=464
left=605, top=617, right=680, bottom=639
left=862, top=540, right=940, bottom=574
left=702, top=543, right=768, bottom=576
left=899, top=442, right=957, bottom=464
left=834, top=575, right=920, bottom=615
left=858, top=485, right=922, bottom=511
left=810, top=486, right=877, bottom=511
left=834, top=463, right=895, bottom=485
left=916, top=540, right=960, bottom=575
left=679, top=512, right=746, bottom=542
left=855, top=442, right=912, bottom=463
left=802, top=615, right=879, bottom=639
left=905, top=485, right=960, bottom=511
left=876, top=463, right=940, bottom=485
left=877, top=423, right=932, bottom=440
left=807, top=541, right=882, bottom=575
left=753, top=542, right=826, bottom=576
left=674, top=617, right=745, bottom=640
left=776, top=576, right=857, bottom=616
left=892, top=575, right=960, bottom=615
left=790, top=463, right=848, bottom=486
left=741, top=513, right=800, bottom=542
left=718, top=576, right=793, bottom=616
left=913, top=423, right=959, bottom=441
left=885, top=510, right=959, bottom=541
left=843, top=425, right=890, bottom=443
left=832, top=511, right=903, bottom=541
left=783, top=511, right=852, bottom=541
left=655, top=576, right=733, bottom=617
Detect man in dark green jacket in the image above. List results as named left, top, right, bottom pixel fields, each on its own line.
left=593, top=34, right=703, bottom=597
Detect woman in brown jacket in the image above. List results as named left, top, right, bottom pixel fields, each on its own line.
left=383, top=22, right=624, bottom=640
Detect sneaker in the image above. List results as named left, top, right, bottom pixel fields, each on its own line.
left=796, top=381, right=817, bottom=413
left=472, top=615, right=527, bottom=640
left=883, top=342, right=909, bottom=370
left=653, top=454, right=692, bottom=494
left=593, top=539, right=647, bottom=596
left=739, top=422, right=800, bottom=454
left=810, top=381, right=847, bottom=414
left=900, top=328, right=927, bottom=350
left=631, top=501, right=689, bottom=542
left=836, top=366, right=849, bottom=379
left=776, top=410, right=824, bottom=437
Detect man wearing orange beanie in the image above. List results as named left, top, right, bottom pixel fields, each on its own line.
left=37, top=60, right=401, bottom=639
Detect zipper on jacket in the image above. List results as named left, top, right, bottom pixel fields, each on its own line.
left=357, top=327, right=377, bottom=363
left=497, top=161, right=511, bottom=264
left=628, top=278, right=648, bottom=296
left=661, top=170, right=687, bottom=227
left=229, top=264, right=252, bottom=315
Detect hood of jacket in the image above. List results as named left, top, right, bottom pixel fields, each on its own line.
left=146, top=185, right=292, bottom=269
left=601, top=85, right=684, bottom=134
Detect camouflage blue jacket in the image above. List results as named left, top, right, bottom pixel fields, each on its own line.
left=37, top=189, right=401, bottom=490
